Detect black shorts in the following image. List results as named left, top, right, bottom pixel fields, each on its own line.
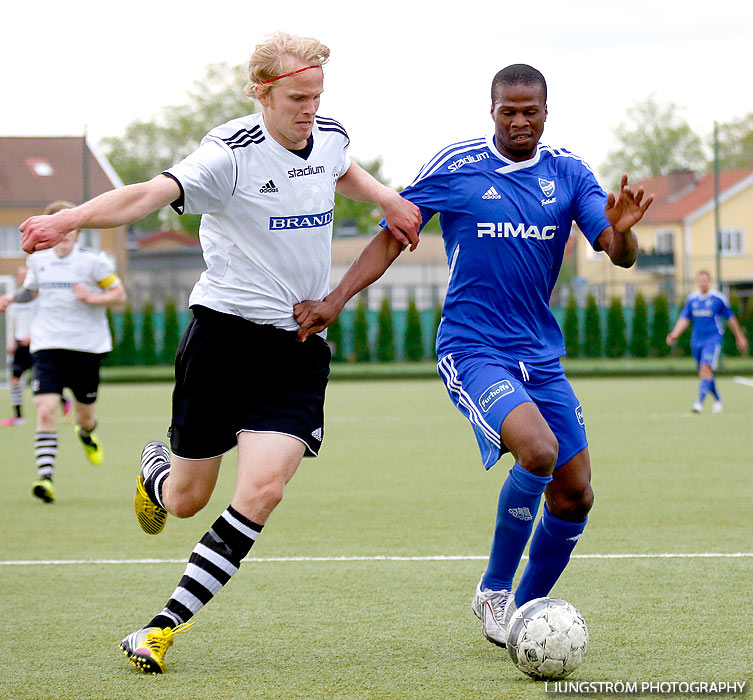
left=31, top=349, right=104, bottom=404
left=168, top=305, right=331, bottom=460
left=11, top=344, right=32, bottom=378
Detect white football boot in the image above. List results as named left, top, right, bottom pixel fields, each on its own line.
left=471, top=577, right=517, bottom=648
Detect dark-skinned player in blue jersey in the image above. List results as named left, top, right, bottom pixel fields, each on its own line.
left=294, top=64, right=654, bottom=649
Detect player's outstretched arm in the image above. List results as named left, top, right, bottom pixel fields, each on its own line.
left=335, top=162, right=421, bottom=251
left=295, top=228, right=405, bottom=341
left=599, top=174, right=655, bottom=268
left=73, top=282, right=127, bottom=308
left=20, top=175, right=181, bottom=254
left=0, top=287, right=36, bottom=312
left=726, top=316, right=749, bottom=353
left=666, top=317, right=690, bottom=346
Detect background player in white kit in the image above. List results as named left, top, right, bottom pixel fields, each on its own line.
left=0, top=201, right=126, bottom=502
left=2, top=265, right=37, bottom=426
left=19, top=32, right=420, bottom=674
left=2, top=264, right=72, bottom=427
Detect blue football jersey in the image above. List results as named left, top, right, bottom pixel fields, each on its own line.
left=395, top=137, right=610, bottom=362
left=680, top=290, right=733, bottom=345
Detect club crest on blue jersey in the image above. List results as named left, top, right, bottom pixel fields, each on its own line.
left=538, top=178, right=555, bottom=197
left=479, top=380, right=515, bottom=412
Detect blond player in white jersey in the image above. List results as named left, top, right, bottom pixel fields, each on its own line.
left=19, top=32, right=420, bottom=675
left=0, top=201, right=126, bottom=502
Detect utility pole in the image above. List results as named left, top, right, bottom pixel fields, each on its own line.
left=82, top=125, right=90, bottom=204
left=713, top=121, right=722, bottom=290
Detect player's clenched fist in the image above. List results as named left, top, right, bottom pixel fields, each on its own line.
left=20, top=211, right=76, bottom=253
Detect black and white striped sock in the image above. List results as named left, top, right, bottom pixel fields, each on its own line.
left=10, top=382, right=23, bottom=417
left=140, top=444, right=171, bottom=509
left=147, top=505, right=263, bottom=629
left=34, top=432, right=58, bottom=480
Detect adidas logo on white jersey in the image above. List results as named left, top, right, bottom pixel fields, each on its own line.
left=311, top=427, right=323, bottom=441
left=508, top=507, right=533, bottom=521
left=482, top=186, right=501, bottom=200
left=259, top=179, right=278, bottom=193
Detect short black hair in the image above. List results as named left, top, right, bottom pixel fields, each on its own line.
left=491, top=64, right=547, bottom=105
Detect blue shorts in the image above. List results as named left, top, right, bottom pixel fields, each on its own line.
left=437, top=351, right=587, bottom=470
left=692, top=338, right=722, bottom=370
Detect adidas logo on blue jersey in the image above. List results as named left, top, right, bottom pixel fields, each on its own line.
left=482, top=186, right=501, bottom=200
left=259, top=180, right=278, bottom=193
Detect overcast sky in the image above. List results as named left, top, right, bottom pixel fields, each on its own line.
left=2, top=0, right=751, bottom=187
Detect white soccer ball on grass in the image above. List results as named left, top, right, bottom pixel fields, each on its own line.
left=506, top=597, right=588, bottom=680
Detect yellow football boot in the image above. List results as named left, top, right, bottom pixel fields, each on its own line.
left=75, top=424, right=103, bottom=465
left=119, top=623, right=192, bottom=674
left=31, top=478, right=55, bottom=503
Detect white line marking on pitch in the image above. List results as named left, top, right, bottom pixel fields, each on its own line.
left=733, top=376, right=753, bottom=388
left=1, top=552, right=752, bottom=566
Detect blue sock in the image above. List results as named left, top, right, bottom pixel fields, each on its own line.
left=698, top=379, right=711, bottom=403
left=709, top=379, right=720, bottom=400
left=482, top=463, right=552, bottom=591
left=514, top=504, right=587, bottom=607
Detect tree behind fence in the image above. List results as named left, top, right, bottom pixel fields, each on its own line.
left=161, top=298, right=181, bottom=365
left=630, top=293, right=649, bottom=358
left=404, top=298, right=424, bottom=361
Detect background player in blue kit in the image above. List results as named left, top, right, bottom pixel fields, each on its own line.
left=295, top=64, right=654, bottom=649
left=667, top=270, right=748, bottom=413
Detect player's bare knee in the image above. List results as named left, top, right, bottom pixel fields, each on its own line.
left=251, top=478, right=286, bottom=511
left=517, top=437, right=558, bottom=477
left=169, top=499, right=204, bottom=519
left=553, top=485, right=593, bottom=522
left=36, top=403, right=57, bottom=426
left=166, top=488, right=211, bottom=518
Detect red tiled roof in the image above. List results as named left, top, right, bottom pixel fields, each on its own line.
left=137, top=230, right=201, bottom=248
left=0, top=136, right=120, bottom=207
left=636, top=169, right=753, bottom=223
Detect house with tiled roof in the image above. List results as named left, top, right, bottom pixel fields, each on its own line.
left=127, top=230, right=204, bottom=310
left=0, top=136, right=128, bottom=287
left=575, top=169, right=753, bottom=308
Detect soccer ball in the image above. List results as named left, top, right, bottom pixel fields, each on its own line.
left=506, top=597, right=588, bottom=680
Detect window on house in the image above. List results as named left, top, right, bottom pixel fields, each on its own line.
left=79, top=229, right=101, bottom=250
left=25, top=158, right=54, bottom=177
left=655, top=230, right=674, bottom=253
left=0, top=227, right=23, bottom=257
left=719, top=228, right=744, bottom=257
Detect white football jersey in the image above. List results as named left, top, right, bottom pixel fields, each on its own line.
left=164, top=112, right=351, bottom=331
left=10, top=297, right=38, bottom=341
left=24, top=245, right=120, bottom=354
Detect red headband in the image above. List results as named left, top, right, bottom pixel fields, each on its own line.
left=259, top=65, right=320, bottom=85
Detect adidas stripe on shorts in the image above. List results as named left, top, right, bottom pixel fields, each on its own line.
left=437, top=351, right=587, bottom=470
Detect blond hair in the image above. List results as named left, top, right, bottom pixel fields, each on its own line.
left=44, top=200, right=75, bottom=215
left=245, top=32, right=330, bottom=101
